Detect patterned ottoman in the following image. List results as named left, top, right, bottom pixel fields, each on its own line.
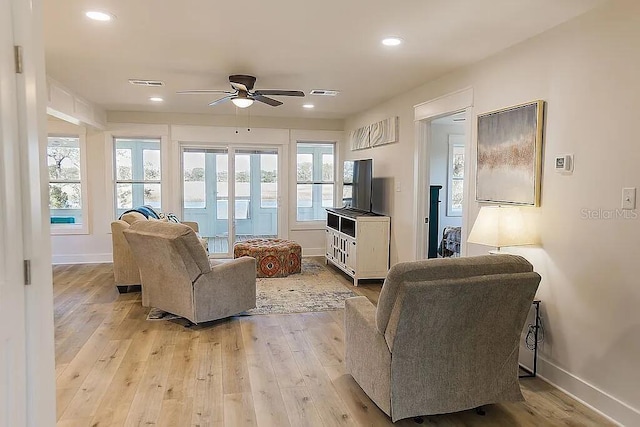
left=233, top=238, right=302, bottom=278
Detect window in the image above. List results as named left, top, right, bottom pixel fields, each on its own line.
left=296, top=142, right=334, bottom=221
left=114, top=138, right=161, bottom=218
left=48, top=136, right=88, bottom=233
left=447, top=136, right=465, bottom=216
left=260, top=153, right=278, bottom=209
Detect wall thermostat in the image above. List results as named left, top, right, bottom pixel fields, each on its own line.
left=555, top=154, right=573, bottom=174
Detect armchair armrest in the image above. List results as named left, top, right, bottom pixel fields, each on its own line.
left=192, top=256, right=256, bottom=322
left=345, top=296, right=392, bottom=415
left=182, top=221, right=199, bottom=232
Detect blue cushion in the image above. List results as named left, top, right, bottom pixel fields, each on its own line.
left=119, top=205, right=160, bottom=220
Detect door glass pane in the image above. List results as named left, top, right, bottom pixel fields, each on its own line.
left=235, top=154, right=250, bottom=198
left=216, top=154, right=229, bottom=219
left=183, top=152, right=206, bottom=209
left=260, top=154, right=277, bottom=208
left=235, top=149, right=278, bottom=243
left=183, top=149, right=229, bottom=255
left=234, top=154, right=251, bottom=230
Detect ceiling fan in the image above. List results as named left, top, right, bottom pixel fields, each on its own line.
left=177, top=74, right=304, bottom=108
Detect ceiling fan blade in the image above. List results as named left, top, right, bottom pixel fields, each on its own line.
left=254, top=95, right=283, bottom=107
left=177, top=89, right=234, bottom=95
left=208, top=95, right=233, bottom=107
left=254, top=90, right=305, bottom=97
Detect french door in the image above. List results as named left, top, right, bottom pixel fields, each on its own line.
left=182, top=146, right=279, bottom=257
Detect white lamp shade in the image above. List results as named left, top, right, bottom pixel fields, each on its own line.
left=232, top=97, right=254, bottom=108
left=467, top=206, right=538, bottom=249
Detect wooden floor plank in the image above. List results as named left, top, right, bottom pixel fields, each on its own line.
left=59, top=339, right=132, bottom=421
left=220, top=319, right=251, bottom=395
left=245, top=351, right=291, bottom=427
left=123, top=331, right=175, bottom=426
left=224, top=392, right=258, bottom=427
left=292, top=349, right=357, bottom=426
left=280, top=386, right=325, bottom=427
left=191, top=342, right=224, bottom=427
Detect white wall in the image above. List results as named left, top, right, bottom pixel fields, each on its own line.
left=50, top=114, right=343, bottom=263
left=345, top=1, right=640, bottom=424
left=429, top=122, right=463, bottom=240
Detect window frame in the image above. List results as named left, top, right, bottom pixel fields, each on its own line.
left=112, top=137, right=163, bottom=218
left=293, top=140, right=337, bottom=226
left=447, top=135, right=465, bottom=217
left=47, top=130, right=89, bottom=235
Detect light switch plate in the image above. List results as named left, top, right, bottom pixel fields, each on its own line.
left=622, top=187, right=636, bottom=210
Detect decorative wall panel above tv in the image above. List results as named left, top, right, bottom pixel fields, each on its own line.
left=350, top=116, right=398, bottom=151
left=350, top=126, right=370, bottom=151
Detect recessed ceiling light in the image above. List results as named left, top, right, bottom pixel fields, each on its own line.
left=381, top=37, right=403, bottom=46
left=149, top=97, right=164, bottom=102
left=85, top=11, right=114, bottom=21
left=302, top=104, right=314, bottom=109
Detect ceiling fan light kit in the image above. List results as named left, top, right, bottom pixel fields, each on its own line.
left=232, top=95, right=254, bottom=108
left=178, top=75, right=305, bottom=109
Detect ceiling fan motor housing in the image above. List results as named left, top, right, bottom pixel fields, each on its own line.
left=229, top=74, right=256, bottom=91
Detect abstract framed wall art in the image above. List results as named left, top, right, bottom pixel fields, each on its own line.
left=476, top=100, right=544, bottom=206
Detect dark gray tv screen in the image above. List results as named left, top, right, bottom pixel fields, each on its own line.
left=343, top=159, right=372, bottom=212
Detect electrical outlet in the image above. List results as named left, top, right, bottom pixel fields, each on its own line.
left=622, top=187, right=636, bottom=210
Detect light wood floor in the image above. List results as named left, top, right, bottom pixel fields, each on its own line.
left=54, top=259, right=613, bottom=427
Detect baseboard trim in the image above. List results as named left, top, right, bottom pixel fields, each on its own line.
left=51, top=253, right=113, bottom=265
left=302, top=247, right=325, bottom=257
left=535, top=356, right=639, bottom=426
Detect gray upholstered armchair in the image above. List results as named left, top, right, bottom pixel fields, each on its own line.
left=123, top=220, right=256, bottom=324
left=345, top=254, right=541, bottom=422
left=111, top=211, right=204, bottom=296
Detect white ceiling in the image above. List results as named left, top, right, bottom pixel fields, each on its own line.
left=43, top=0, right=604, bottom=120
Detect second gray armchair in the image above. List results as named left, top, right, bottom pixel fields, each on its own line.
left=123, top=220, right=256, bottom=324
left=345, top=254, right=541, bottom=422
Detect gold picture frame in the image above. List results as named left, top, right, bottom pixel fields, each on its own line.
left=476, top=100, right=545, bottom=206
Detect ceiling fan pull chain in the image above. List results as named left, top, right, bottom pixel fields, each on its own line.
left=235, top=105, right=239, bottom=134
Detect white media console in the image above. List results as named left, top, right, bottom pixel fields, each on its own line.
left=325, top=208, right=390, bottom=286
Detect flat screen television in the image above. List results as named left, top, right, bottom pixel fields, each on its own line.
left=343, top=159, right=373, bottom=212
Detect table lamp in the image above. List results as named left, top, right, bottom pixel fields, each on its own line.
left=467, top=205, right=538, bottom=253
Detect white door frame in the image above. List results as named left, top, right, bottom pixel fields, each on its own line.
left=0, top=0, right=28, bottom=424
left=179, top=142, right=286, bottom=257
left=413, top=87, right=474, bottom=260
left=3, top=0, right=56, bottom=425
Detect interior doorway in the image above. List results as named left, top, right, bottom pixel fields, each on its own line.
left=413, top=87, right=473, bottom=260
left=427, top=112, right=466, bottom=258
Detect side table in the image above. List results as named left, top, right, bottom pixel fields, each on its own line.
left=519, top=300, right=541, bottom=378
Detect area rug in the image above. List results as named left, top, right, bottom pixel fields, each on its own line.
left=146, top=258, right=357, bottom=320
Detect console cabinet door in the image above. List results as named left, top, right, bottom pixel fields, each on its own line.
left=346, top=239, right=356, bottom=274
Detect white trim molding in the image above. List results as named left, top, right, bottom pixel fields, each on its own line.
left=51, top=252, right=113, bottom=265
left=413, top=88, right=474, bottom=260
left=537, top=356, right=639, bottom=426
left=46, top=77, right=107, bottom=129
